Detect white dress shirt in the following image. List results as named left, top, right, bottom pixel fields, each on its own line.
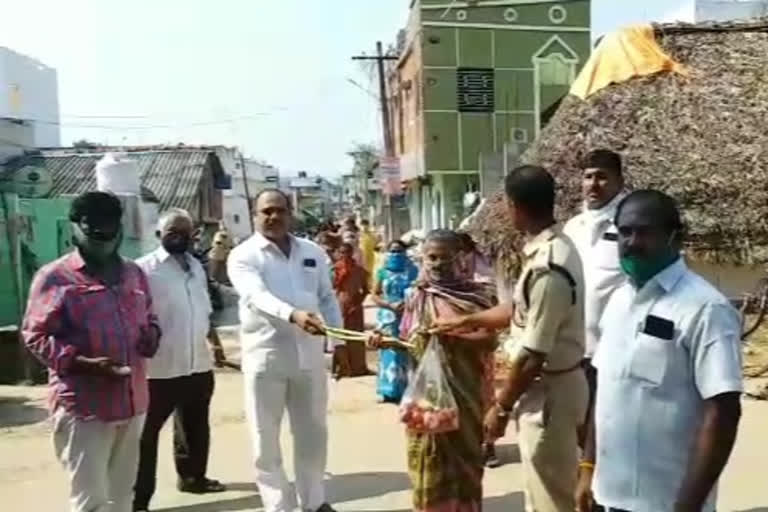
left=137, top=247, right=213, bottom=379
left=227, top=232, right=342, bottom=374
left=592, top=258, right=743, bottom=512
left=563, top=193, right=626, bottom=358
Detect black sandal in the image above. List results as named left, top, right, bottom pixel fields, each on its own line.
left=177, top=477, right=227, bottom=494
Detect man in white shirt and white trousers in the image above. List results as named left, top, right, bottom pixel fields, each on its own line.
left=576, top=190, right=743, bottom=512
left=228, top=189, right=348, bottom=512
left=563, top=149, right=627, bottom=437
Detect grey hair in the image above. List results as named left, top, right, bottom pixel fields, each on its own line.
left=156, top=208, right=194, bottom=232
left=424, top=229, right=462, bottom=250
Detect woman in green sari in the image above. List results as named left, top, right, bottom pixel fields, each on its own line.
left=370, top=230, right=497, bottom=512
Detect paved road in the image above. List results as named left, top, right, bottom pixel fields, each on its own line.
left=1, top=355, right=767, bottom=511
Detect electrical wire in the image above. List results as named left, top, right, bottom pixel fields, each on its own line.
left=20, top=113, right=273, bottom=131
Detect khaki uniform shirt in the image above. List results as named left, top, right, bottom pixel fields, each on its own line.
left=509, top=225, right=586, bottom=371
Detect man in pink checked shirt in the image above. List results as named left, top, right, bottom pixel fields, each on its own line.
left=22, top=191, right=161, bottom=512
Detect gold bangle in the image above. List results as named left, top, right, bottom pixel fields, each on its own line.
left=579, top=461, right=595, bottom=470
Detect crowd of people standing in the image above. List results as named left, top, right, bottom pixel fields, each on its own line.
left=20, top=148, right=745, bottom=512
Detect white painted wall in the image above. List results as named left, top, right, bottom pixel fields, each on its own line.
left=221, top=155, right=280, bottom=242
left=0, top=118, right=34, bottom=162
left=221, top=192, right=252, bottom=242
left=213, top=147, right=250, bottom=241
left=696, top=0, right=768, bottom=21
left=0, top=47, right=60, bottom=147
left=593, top=0, right=768, bottom=40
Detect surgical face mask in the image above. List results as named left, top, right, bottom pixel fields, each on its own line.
left=619, top=234, right=679, bottom=287
left=161, top=233, right=191, bottom=255
left=73, top=224, right=122, bottom=263
left=423, top=258, right=458, bottom=284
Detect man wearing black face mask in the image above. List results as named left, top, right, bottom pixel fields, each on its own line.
left=134, top=209, right=227, bottom=512
left=23, top=191, right=161, bottom=512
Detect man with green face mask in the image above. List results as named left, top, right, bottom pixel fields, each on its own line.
left=22, top=191, right=161, bottom=512
left=576, top=190, right=743, bottom=512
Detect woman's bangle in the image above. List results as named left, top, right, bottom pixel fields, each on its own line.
left=579, top=461, right=595, bottom=470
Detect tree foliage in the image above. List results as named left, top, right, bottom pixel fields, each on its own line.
left=347, top=142, right=379, bottom=178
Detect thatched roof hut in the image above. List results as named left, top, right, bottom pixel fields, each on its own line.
left=467, top=19, right=768, bottom=287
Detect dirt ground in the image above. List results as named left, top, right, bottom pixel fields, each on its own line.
left=1, top=322, right=767, bottom=511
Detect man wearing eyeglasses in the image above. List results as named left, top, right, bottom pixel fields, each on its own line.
left=22, top=191, right=161, bottom=512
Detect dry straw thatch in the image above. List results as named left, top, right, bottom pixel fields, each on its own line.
left=467, top=19, right=768, bottom=273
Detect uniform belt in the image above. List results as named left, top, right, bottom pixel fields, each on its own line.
left=541, top=360, right=583, bottom=375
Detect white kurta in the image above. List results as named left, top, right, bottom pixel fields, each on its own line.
left=227, top=232, right=342, bottom=512
left=136, top=247, right=213, bottom=380
left=563, top=194, right=626, bottom=358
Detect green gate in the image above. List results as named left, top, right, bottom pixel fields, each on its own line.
left=0, top=193, right=74, bottom=383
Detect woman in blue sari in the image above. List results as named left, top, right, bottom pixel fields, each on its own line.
left=371, top=240, right=418, bottom=403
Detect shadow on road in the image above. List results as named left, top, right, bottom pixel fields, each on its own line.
left=156, top=473, right=525, bottom=511
left=158, top=495, right=262, bottom=512
left=496, top=442, right=521, bottom=465
left=219, top=482, right=258, bottom=493
left=157, top=472, right=410, bottom=512
left=735, top=509, right=768, bottom=512
left=0, top=395, right=47, bottom=428
left=326, top=471, right=411, bottom=503
left=364, top=491, right=526, bottom=512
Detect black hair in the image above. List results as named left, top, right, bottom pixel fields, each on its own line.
left=424, top=229, right=462, bottom=250
left=388, top=240, right=406, bottom=251
left=504, top=165, right=555, bottom=215
left=615, top=189, right=683, bottom=234
left=456, top=232, right=476, bottom=252
left=360, top=219, right=370, bottom=226
left=69, top=191, right=123, bottom=223
left=583, top=149, right=623, bottom=178
left=253, top=188, right=292, bottom=209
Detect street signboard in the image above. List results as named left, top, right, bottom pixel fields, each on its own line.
left=378, top=156, right=402, bottom=196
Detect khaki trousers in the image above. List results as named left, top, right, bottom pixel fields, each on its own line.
left=515, top=371, right=588, bottom=512
left=52, top=408, right=146, bottom=512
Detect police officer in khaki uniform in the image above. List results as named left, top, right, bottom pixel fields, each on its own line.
left=436, top=165, right=588, bottom=512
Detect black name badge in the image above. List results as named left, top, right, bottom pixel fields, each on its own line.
left=603, top=232, right=619, bottom=242
left=303, top=258, right=317, bottom=268
left=642, top=315, right=675, bottom=340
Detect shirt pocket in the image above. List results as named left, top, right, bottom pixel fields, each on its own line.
left=627, top=333, right=671, bottom=386
left=594, top=238, right=620, bottom=270
left=300, top=266, right=320, bottom=293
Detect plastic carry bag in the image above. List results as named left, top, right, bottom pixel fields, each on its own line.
left=398, top=336, right=459, bottom=434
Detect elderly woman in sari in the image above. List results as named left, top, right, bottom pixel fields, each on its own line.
left=370, top=240, right=418, bottom=403
left=369, top=230, right=497, bottom=512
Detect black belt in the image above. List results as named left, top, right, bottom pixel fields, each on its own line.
left=541, top=360, right=583, bottom=375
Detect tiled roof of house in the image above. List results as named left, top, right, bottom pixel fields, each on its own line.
left=4, top=150, right=223, bottom=214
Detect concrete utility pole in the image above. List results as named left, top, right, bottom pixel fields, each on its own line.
left=352, top=41, right=398, bottom=238
left=239, top=153, right=256, bottom=233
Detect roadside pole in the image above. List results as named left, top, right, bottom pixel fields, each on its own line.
left=352, top=41, right=398, bottom=240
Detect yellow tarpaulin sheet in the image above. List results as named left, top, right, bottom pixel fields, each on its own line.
left=570, top=24, right=687, bottom=100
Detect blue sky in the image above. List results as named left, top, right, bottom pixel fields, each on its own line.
left=2, top=0, right=690, bottom=177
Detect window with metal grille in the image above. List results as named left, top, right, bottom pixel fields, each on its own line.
left=457, top=68, right=495, bottom=113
